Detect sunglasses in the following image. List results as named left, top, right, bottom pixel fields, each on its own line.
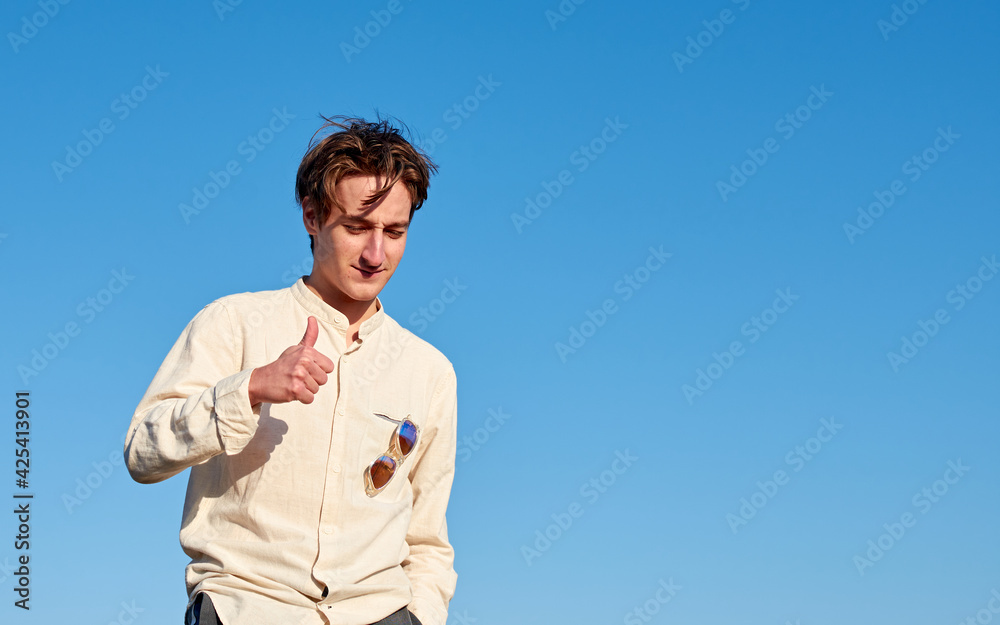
left=364, top=414, right=420, bottom=497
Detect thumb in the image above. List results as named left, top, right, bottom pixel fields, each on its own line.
left=300, top=315, right=318, bottom=348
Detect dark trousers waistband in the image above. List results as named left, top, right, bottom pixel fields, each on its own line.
left=371, top=605, right=423, bottom=625
left=185, top=592, right=424, bottom=625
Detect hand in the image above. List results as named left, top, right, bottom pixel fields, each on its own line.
left=247, top=316, right=335, bottom=406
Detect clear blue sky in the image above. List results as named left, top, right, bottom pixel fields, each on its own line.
left=2, top=0, right=999, bottom=623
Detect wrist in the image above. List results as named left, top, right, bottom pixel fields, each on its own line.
left=247, top=367, right=261, bottom=406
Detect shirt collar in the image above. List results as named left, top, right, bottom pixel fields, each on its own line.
left=291, top=276, right=386, bottom=339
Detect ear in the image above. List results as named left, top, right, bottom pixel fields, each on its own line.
left=302, top=196, right=319, bottom=235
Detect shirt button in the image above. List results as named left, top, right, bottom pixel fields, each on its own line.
left=332, top=465, right=342, bottom=473
left=323, top=526, right=333, bottom=534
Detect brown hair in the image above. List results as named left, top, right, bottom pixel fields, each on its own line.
left=295, top=113, right=438, bottom=254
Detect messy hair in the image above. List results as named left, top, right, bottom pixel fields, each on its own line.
left=294, top=113, right=438, bottom=253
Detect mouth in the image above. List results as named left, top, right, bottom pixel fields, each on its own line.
left=355, top=267, right=383, bottom=279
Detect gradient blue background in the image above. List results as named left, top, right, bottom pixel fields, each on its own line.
left=2, top=0, right=998, bottom=623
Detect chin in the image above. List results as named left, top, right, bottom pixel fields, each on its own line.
left=348, top=283, right=384, bottom=301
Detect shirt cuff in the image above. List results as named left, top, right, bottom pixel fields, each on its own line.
left=213, top=368, right=260, bottom=455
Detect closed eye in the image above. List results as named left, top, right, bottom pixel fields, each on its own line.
left=345, top=225, right=405, bottom=238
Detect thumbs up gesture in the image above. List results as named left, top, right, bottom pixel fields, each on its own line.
left=248, top=316, right=336, bottom=406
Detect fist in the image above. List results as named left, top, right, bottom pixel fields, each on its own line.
left=247, top=316, right=336, bottom=406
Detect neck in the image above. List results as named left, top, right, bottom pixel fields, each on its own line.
left=303, top=274, right=378, bottom=327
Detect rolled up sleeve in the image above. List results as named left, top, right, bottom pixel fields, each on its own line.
left=124, top=300, right=261, bottom=484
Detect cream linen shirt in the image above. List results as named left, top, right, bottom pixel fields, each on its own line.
left=124, top=276, right=458, bottom=625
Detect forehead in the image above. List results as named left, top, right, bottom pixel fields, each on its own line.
left=332, top=175, right=412, bottom=223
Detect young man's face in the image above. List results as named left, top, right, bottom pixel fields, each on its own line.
left=304, top=175, right=412, bottom=306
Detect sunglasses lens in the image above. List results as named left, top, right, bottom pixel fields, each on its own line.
left=370, top=455, right=396, bottom=490
left=398, top=420, right=418, bottom=456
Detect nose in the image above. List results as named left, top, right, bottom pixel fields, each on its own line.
left=360, top=229, right=385, bottom=268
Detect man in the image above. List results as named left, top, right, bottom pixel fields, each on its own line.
left=124, top=115, right=458, bottom=625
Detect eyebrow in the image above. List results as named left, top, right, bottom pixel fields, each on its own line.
left=343, top=216, right=410, bottom=229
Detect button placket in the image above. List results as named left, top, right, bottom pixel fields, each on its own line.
left=313, top=350, right=350, bottom=593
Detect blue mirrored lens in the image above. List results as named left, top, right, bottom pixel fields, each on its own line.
left=398, top=420, right=418, bottom=455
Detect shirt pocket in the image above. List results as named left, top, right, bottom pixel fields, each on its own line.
left=350, top=407, right=417, bottom=507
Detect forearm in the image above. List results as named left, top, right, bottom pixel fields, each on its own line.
left=404, top=524, right=458, bottom=625
left=403, top=368, right=459, bottom=625
left=125, top=367, right=259, bottom=483
left=404, top=480, right=458, bottom=625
